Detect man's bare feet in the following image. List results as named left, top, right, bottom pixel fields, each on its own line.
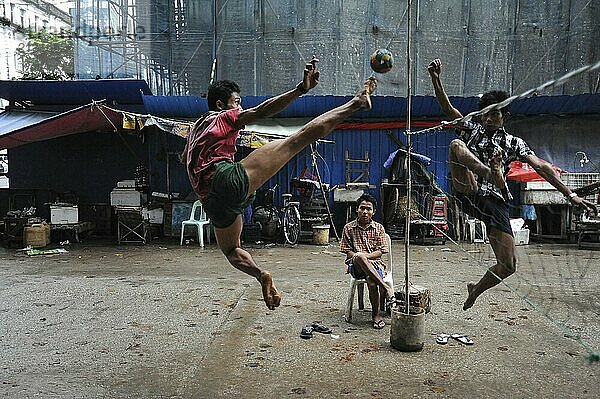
left=489, top=149, right=505, bottom=189
left=356, top=77, right=377, bottom=110
left=260, top=271, right=282, bottom=310
left=463, top=282, right=476, bottom=310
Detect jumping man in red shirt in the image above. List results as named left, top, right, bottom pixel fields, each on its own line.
left=184, top=57, right=377, bottom=310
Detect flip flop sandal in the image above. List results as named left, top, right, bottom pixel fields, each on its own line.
left=300, top=325, right=313, bottom=339
left=451, top=333, right=474, bottom=345
left=373, top=319, right=386, bottom=329
left=436, top=333, right=451, bottom=345
left=311, top=323, right=332, bottom=334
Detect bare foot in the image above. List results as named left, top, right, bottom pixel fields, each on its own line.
left=463, top=282, right=476, bottom=310
left=260, top=271, right=281, bottom=310
left=489, top=149, right=505, bottom=189
left=356, top=77, right=377, bottom=110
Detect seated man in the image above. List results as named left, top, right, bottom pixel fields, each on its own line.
left=340, top=193, right=395, bottom=329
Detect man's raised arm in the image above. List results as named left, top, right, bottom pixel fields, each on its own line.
left=427, top=58, right=462, bottom=120
left=236, top=56, right=320, bottom=128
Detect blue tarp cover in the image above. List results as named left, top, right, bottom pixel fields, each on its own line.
left=141, top=93, right=600, bottom=119
left=0, top=111, right=57, bottom=136
left=0, top=79, right=152, bottom=105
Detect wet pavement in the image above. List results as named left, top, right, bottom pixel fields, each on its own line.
left=0, top=238, right=598, bottom=398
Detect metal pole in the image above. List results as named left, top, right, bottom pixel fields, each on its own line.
left=404, top=0, right=413, bottom=315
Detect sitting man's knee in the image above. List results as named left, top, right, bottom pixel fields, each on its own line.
left=449, top=139, right=464, bottom=154
left=354, top=253, right=368, bottom=263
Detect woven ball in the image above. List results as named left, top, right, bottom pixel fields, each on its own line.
left=370, top=48, right=394, bottom=73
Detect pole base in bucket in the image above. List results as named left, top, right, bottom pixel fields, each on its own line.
left=390, top=306, right=425, bottom=352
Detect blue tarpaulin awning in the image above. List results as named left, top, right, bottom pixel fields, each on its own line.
left=141, top=93, right=600, bottom=119
left=0, top=110, right=58, bottom=135
left=0, top=79, right=152, bottom=106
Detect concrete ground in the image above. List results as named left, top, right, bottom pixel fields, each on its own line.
left=0, top=237, right=598, bottom=398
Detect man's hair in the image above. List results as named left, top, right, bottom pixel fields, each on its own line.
left=207, top=80, right=240, bottom=111
left=478, top=90, right=510, bottom=114
left=356, top=193, right=377, bottom=210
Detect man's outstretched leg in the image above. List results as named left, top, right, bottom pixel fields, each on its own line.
left=242, top=78, right=377, bottom=194
left=213, top=215, right=281, bottom=310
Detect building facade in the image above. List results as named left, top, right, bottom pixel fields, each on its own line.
left=0, top=0, right=71, bottom=82
left=0, top=0, right=71, bottom=188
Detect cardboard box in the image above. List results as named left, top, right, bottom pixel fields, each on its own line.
left=23, top=223, right=51, bottom=247
left=50, top=205, right=79, bottom=224
left=110, top=189, right=146, bottom=207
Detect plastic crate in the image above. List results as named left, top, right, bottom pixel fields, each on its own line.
left=513, top=229, right=530, bottom=246
left=561, top=173, right=600, bottom=189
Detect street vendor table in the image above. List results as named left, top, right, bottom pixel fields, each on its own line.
left=3, top=217, right=29, bottom=247
left=115, top=207, right=148, bottom=244
left=575, top=220, right=600, bottom=249
left=51, top=221, right=95, bottom=243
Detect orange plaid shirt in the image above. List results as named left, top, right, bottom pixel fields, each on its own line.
left=340, top=219, right=388, bottom=270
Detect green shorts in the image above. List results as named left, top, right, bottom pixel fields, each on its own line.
left=203, top=161, right=255, bottom=228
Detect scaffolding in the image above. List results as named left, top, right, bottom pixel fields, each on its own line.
left=74, top=0, right=216, bottom=96
left=72, top=0, right=600, bottom=97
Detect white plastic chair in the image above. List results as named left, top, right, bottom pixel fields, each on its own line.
left=344, top=233, right=394, bottom=323
left=180, top=200, right=211, bottom=248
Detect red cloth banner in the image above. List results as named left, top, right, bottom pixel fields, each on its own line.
left=506, top=160, right=563, bottom=182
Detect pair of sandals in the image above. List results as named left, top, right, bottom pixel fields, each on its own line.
left=300, top=323, right=332, bottom=339
left=373, top=319, right=386, bottom=329
left=436, top=333, right=474, bottom=345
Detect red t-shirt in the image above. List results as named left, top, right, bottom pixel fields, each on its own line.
left=186, top=108, right=242, bottom=200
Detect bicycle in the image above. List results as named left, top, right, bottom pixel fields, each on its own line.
left=250, top=184, right=301, bottom=245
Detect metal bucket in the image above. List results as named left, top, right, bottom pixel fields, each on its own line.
left=390, top=306, right=425, bottom=352
left=312, top=225, right=330, bottom=245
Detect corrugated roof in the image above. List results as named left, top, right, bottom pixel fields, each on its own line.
left=141, top=93, right=600, bottom=119
left=0, top=79, right=152, bottom=105
left=0, top=110, right=58, bottom=135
